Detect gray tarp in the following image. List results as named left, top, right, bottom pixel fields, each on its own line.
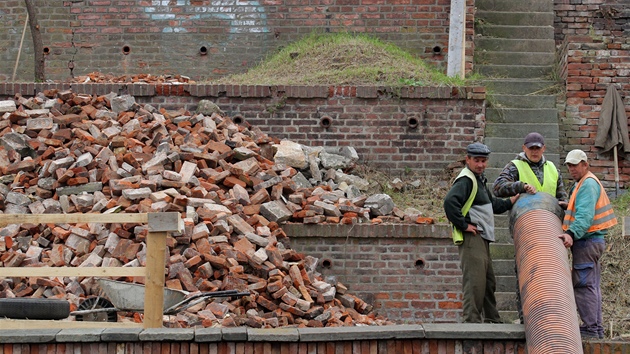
left=594, top=85, right=630, bottom=153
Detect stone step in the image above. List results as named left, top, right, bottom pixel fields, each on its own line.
left=490, top=243, right=515, bottom=259
left=475, top=11, right=554, bottom=26
left=496, top=291, right=518, bottom=312
left=483, top=78, right=559, bottom=95
left=476, top=0, right=553, bottom=12
left=499, top=310, right=521, bottom=324
left=476, top=38, right=555, bottom=53
left=476, top=51, right=555, bottom=66
left=493, top=227, right=513, bottom=244
left=490, top=94, right=556, bottom=109
left=496, top=275, right=517, bottom=292
left=486, top=108, right=558, bottom=124
left=485, top=136, right=561, bottom=154
left=476, top=64, right=553, bottom=79
left=487, top=152, right=561, bottom=169
left=476, top=25, right=554, bottom=39
left=484, top=123, right=559, bottom=139
left=493, top=259, right=516, bottom=276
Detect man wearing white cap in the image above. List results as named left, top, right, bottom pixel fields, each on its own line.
left=559, top=149, right=617, bottom=339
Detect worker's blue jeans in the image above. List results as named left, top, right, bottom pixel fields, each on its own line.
left=571, top=238, right=605, bottom=338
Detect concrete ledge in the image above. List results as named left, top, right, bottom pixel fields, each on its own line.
left=423, top=323, right=526, bottom=340
left=248, top=328, right=299, bottom=342
left=101, top=327, right=143, bottom=342
left=0, top=324, right=528, bottom=343
left=297, top=325, right=425, bottom=341
left=138, top=328, right=194, bottom=341
left=0, top=329, right=59, bottom=343
left=194, top=328, right=222, bottom=342
left=221, top=327, right=248, bottom=341
left=55, top=328, right=104, bottom=342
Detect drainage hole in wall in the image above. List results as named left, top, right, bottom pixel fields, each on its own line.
left=122, top=46, right=131, bottom=55
left=407, top=117, right=419, bottom=129
left=321, top=258, right=332, bottom=269
left=232, top=115, right=245, bottom=125
left=415, top=258, right=426, bottom=268
left=432, top=46, right=442, bottom=55
left=319, top=116, right=333, bottom=128
left=43, top=47, right=50, bottom=55
left=199, top=46, right=208, bottom=56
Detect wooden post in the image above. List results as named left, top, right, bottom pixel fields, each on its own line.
left=143, top=212, right=182, bottom=328
left=143, top=230, right=167, bottom=328
left=447, top=0, right=466, bottom=79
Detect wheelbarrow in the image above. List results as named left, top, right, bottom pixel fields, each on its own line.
left=72, top=278, right=249, bottom=322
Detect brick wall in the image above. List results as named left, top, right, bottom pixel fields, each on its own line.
left=0, top=0, right=476, bottom=82
left=283, top=223, right=461, bottom=324
left=554, top=0, right=630, bottom=189
left=0, top=82, right=486, bottom=175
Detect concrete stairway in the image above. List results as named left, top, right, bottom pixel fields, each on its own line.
left=473, top=0, right=560, bottom=323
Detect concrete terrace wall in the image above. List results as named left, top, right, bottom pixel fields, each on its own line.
left=0, top=82, right=486, bottom=175
left=0, top=325, right=628, bottom=353
left=0, top=0, right=476, bottom=82
left=554, top=0, right=630, bottom=189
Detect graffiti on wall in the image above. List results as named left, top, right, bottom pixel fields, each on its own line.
left=144, top=0, right=269, bottom=34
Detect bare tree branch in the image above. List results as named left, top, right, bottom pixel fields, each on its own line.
left=24, top=0, right=45, bottom=81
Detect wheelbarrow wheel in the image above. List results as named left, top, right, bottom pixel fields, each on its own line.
left=0, top=298, right=70, bottom=320
left=75, top=297, right=118, bottom=322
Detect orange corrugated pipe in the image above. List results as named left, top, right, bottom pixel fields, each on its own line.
left=510, top=193, right=583, bottom=354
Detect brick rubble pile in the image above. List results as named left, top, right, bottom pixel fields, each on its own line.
left=0, top=91, right=429, bottom=328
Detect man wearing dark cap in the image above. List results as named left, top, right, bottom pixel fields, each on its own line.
left=494, top=132, right=568, bottom=204
left=444, top=142, right=519, bottom=323
left=492, top=132, right=568, bottom=322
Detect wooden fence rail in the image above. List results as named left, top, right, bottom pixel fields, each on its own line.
left=0, top=212, right=182, bottom=329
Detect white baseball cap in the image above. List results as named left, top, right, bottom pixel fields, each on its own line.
left=565, top=149, right=588, bottom=164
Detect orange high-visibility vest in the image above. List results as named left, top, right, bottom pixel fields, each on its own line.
left=562, top=171, right=617, bottom=232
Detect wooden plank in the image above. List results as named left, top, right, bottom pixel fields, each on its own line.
left=143, top=231, right=167, bottom=328
left=0, top=213, right=148, bottom=226
left=0, top=319, right=143, bottom=329
left=148, top=212, right=183, bottom=232
left=0, top=267, right=146, bottom=278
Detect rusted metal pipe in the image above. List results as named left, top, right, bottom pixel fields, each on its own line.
left=509, top=193, right=583, bottom=354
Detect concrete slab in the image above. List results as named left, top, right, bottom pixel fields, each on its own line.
left=221, top=327, right=247, bottom=341
left=248, top=328, right=299, bottom=342
left=422, top=323, right=525, bottom=340
left=56, top=328, right=104, bottom=342
left=195, top=328, right=222, bottom=342
left=298, top=325, right=425, bottom=342
left=101, top=327, right=143, bottom=342
left=0, top=329, right=59, bottom=343
left=139, top=328, right=194, bottom=341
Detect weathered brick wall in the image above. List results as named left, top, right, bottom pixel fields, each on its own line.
left=554, top=0, right=630, bottom=188
left=0, top=82, right=486, bottom=174
left=283, top=224, right=462, bottom=324
left=0, top=0, right=476, bottom=82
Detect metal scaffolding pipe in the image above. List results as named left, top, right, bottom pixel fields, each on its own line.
left=509, top=193, right=583, bottom=354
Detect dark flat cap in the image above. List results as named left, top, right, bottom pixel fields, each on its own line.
left=524, top=132, right=545, bottom=148
left=466, top=142, right=491, bottom=157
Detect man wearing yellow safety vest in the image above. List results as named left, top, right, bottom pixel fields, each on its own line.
left=558, top=149, right=617, bottom=340
left=493, top=132, right=568, bottom=204
left=493, top=132, right=569, bottom=324
left=444, top=143, right=519, bottom=323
